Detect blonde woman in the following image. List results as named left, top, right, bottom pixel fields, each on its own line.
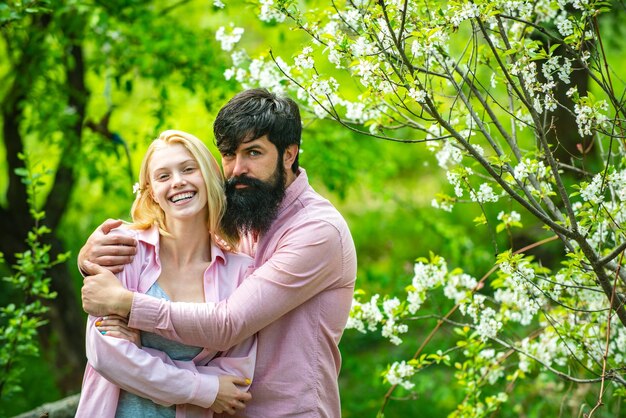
left=76, top=130, right=255, bottom=417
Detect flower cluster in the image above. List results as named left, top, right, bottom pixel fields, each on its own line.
left=384, top=361, right=417, bottom=390
left=574, top=99, right=609, bottom=136
left=215, top=25, right=244, bottom=52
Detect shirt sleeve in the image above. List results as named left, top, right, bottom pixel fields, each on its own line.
left=129, top=220, right=350, bottom=350
left=85, top=314, right=218, bottom=408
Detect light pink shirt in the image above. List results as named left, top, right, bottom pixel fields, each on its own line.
left=76, top=226, right=256, bottom=418
left=130, top=168, right=357, bottom=417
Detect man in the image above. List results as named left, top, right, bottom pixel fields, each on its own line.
left=80, top=88, right=357, bottom=417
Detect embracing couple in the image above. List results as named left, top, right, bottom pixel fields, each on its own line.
left=75, top=88, right=357, bottom=418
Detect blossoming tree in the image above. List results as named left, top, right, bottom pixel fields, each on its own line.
left=216, top=0, right=626, bottom=416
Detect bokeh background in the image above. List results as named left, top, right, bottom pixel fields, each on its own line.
left=1, top=1, right=625, bottom=417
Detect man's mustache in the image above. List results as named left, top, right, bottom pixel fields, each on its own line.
left=226, top=176, right=268, bottom=189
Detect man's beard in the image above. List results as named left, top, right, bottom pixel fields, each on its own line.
left=222, top=161, right=286, bottom=238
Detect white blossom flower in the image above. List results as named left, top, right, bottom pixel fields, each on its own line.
left=133, top=182, right=141, bottom=196
left=555, top=12, right=573, bottom=36
left=497, top=211, right=521, bottom=227
left=431, top=198, right=453, bottom=212
left=230, top=50, right=248, bottom=66
left=347, top=295, right=384, bottom=334
left=435, top=141, right=463, bottom=169
left=476, top=307, right=502, bottom=340
left=215, top=25, right=244, bottom=52
left=382, top=319, right=408, bottom=345
left=408, top=88, right=427, bottom=103
left=224, top=68, right=235, bottom=80
left=448, top=2, right=479, bottom=27
left=294, top=46, right=315, bottom=70
left=580, top=174, right=604, bottom=204
left=385, top=361, right=416, bottom=389
left=325, top=41, right=344, bottom=69
left=470, top=183, right=500, bottom=203
left=574, top=100, right=609, bottom=136
left=259, top=0, right=285, bottom=22
left=351, top=37, right=376, bottom=57
left=443, top=273, right=477, bottom=304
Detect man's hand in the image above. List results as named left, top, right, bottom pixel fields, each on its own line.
left=78, top=219, right=137, bottom=274
left=211, top=375, right=252, bottom=415
left=81, top=260, right=133, bottom=317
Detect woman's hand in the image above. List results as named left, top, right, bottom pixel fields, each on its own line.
left=95, top=314, right=141, bottom=347
left=211, top=375, right=252, bottom=415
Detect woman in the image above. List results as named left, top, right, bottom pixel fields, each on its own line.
left=76, top=130, right=256, bottom=417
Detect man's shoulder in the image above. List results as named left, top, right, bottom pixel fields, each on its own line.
left=295, top=186, right=349, bottom=229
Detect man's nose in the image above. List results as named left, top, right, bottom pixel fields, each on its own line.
left=231, top=155, right=248, bottom=177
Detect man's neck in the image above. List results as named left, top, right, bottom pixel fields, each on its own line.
left=284, top=168, right=298, bottom=188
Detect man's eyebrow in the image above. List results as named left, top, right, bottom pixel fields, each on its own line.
left=241, top=143, right=263, bottom=151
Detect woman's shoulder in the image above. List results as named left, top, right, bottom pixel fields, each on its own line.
left=110, top=223, right=158, bottom=243
left=107, top=221, right=137, bottom=237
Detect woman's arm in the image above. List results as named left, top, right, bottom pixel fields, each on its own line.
left=86, top=313, right=255, bottom=410
left=86, top=314, right=215, bottom=407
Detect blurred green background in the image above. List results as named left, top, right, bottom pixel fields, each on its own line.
left=1, top=1, right=623, bottom=417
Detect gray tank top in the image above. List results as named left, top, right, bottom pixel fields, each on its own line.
left=115, top=281, right=203, bottom=418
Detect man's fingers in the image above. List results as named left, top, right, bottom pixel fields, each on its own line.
left=82, top=260, right=108, bottom=275
left=104, top=265, right=125, bottom=274
left=92, top=255, right=135, bottom=267
left=100, top=219, right=124, bottom=235
left=96, top=235, right=138, bottom=249
left=101, top=235, right=137, bottom=248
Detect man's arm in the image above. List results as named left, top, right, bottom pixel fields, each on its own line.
left=129, top=220, right=356, bottom=350
left=78, top=219, right=137, bottom=274
left=82, top=219, right=356, bottom=349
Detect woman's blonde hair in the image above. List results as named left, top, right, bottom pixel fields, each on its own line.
left=129, top=130, right=238, bottom=249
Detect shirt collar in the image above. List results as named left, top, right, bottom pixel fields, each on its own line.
left=277, top=167, right=308, bottom=215
left=135, top=225, right=227, bottom=264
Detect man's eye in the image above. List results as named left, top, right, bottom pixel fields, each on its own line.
left=249, top=150, right=260, bottom=156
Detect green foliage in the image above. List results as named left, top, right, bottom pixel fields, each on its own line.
left=3, top=0, right=626, bottom=416
left=0, top=155, right=68, bottom=404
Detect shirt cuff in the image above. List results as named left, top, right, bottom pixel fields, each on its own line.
left=128, top=292, right=161, bottom=332
left=191, top=374, right=219, bottom=408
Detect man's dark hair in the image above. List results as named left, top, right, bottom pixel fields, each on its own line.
left=214, top=88, right=302, bottom=173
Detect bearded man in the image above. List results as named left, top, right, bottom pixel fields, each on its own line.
left=79, top=88, right=357, bottom=418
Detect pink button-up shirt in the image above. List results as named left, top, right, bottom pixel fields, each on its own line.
left=76, top=226, right=256, bottom=418
left=130, top=168, right=357, bottom=417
